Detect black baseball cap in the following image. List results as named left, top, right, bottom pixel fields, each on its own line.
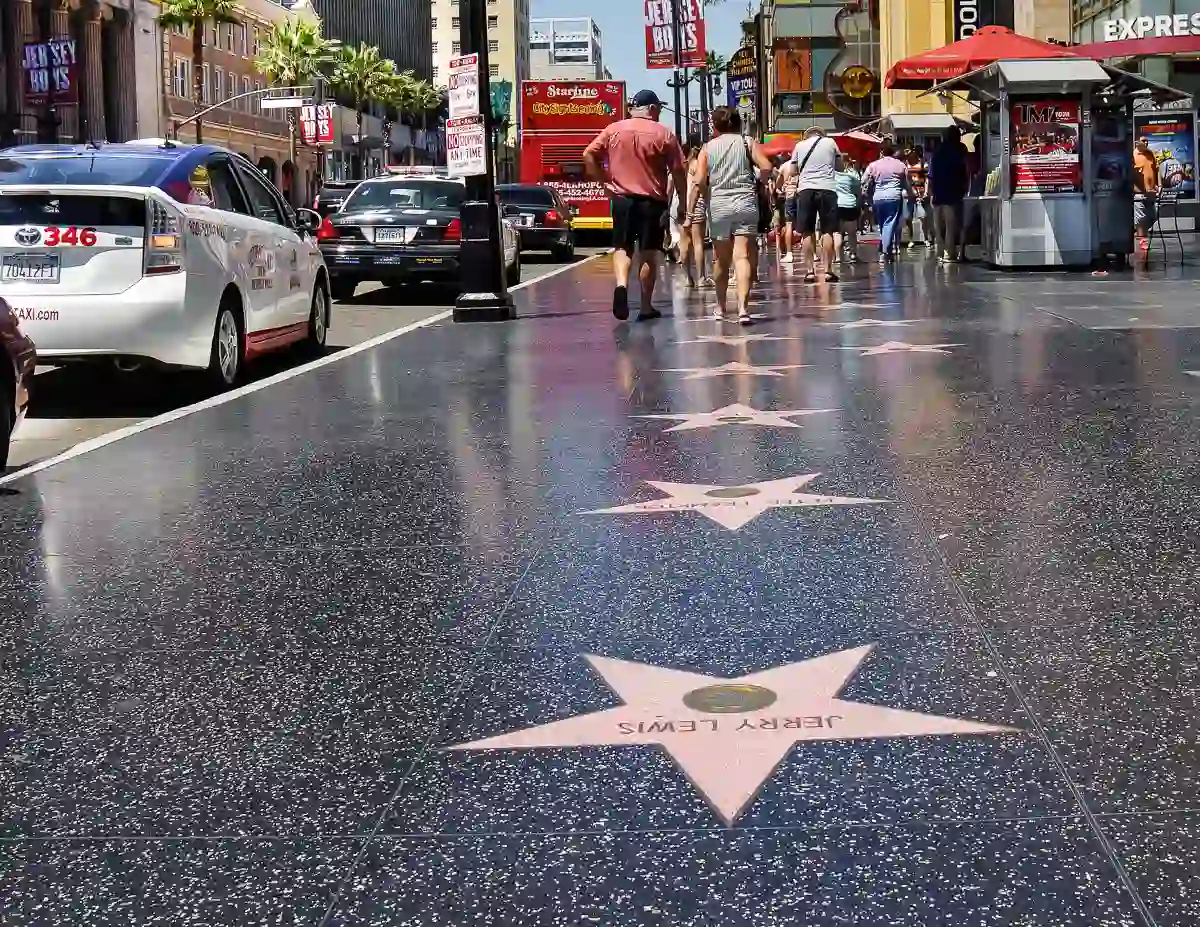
left=630, top=89, right=664, bottom=108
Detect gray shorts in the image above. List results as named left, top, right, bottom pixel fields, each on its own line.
left=708, top=201, right=759, bottom=240
left=1134, top=195, right=1157, bottom=230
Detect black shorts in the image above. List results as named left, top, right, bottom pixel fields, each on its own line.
left=795, top=189, right=839, bottom=235
left=837, top=207, right=859, bottom=223
left=611, top=194, right=668, bottom=254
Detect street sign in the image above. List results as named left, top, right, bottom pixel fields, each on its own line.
left=447, top=114, right=486, bottom=177
left=299, top=103, right=335, bottom=146
left=448, top=53, right=481, bottom=119
left=261, top=96, right=306, bottom=110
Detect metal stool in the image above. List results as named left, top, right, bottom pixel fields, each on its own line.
left=1147, top=186, right=1184, bottom=263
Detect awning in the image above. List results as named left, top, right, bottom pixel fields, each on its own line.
left=886, top=26, right=1082, bottom=90
left=916, top=58, right=1190, bottom=104
left=1071, top=34, right=1200, bottom=62
left=882, top=114, right=963, bottom=131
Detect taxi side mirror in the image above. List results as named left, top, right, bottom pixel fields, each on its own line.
left=295, top=207, right=321, bottom=234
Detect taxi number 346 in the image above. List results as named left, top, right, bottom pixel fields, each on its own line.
left=42, top=226, right=98, bottom=246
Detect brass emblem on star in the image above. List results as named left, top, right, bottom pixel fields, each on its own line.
left=682, top=683, right=778, bottom=713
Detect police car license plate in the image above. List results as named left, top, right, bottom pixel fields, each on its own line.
left=520, top=215, right=534, bottom=227
left=375, top=227, right=412, bottom=243
left=1, top=253, right=60, bottom=283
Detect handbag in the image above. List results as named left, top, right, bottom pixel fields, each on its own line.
left=743, top=138, right=772, bottom=232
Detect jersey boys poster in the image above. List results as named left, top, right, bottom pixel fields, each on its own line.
left=644, top=0, right=706, bottom=69
left=1010, top=100, right=1081, bottom=194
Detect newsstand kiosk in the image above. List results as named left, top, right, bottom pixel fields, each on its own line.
left=923, top=58, right=1185, bottom=269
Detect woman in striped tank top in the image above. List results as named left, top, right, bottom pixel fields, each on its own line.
left=687, top=106, right=774, bottom=323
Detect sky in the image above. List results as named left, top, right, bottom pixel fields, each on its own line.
left=530, top=0, right=752, bottom=121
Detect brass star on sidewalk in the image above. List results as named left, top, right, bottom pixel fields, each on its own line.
left=447, top=647, right=1018, bottom=825
left=634, top=403, right=834, bottom=433
left=582, top=473, right=888, bottom=530
left=675, top=334, right=800, bottom=346
left=822, top=319, right=915, bottom=330
left=658, top=361, right=808, bottom=380
left=836, top=341, right=963, bottom=356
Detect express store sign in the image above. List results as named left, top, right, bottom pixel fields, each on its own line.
left=1104, top=13, right=1200, bottom=40
left=521, top=81, right=624, bottom=132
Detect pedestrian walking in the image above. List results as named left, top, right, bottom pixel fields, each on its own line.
left=928, top=125, right=970, bottom=263
left=679, top=147, right=711, bottom=288
left=583, top=89, right=687, bottom=321
left=904, top=145, right=932, bottom=250
left=774, top=156, right=799, bottom=264
left=783, top=126, right=841, bottom=283
left=1133, top=138, right=1160, bottom=258
left=863, top=142, right=913, bottom=264
left=833, top=153, right=862, bottom=264
left=687, top=106, right=774, bottom=324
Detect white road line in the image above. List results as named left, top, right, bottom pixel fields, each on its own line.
left=0, top=252, right=606, bottom=487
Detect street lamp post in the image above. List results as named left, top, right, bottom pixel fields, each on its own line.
left=669, top=0, right=683, bottom=139
left=453, top=0, right=514, bottom=322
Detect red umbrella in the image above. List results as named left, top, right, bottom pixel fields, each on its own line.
left=760, top=134, right=803, bottom=158
left=885, top=26, right=1081, bottom=90
left=830, top=130, right=882, bottom=163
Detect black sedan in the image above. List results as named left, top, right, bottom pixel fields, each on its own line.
left=312, top=179, right=359, bottom=217
left=497, top=183, right=576, bottom=260
left=316, top=176, right=521, bottom=299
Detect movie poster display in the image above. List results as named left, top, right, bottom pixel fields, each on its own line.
left=1133, top=112, right=1197, bottom=199
left=1010, top=99, right=1081, bottom=194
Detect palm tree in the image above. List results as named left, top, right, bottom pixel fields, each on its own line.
left=375, top=68, right=418, bottom=168
left=330, top=43, right=399, bottom=179
left=405, top=81, right=445, bottom=166
left=159, top=0, right=239, bottom=143
left=254, top=18, right=338, bottom=201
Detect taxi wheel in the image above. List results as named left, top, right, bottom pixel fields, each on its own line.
left=207, top=302, right=244, bottom=391
left=304, top=283, right=330, bottom=355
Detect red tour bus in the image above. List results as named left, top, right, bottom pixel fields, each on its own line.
left=519, top=80, right=626, bottom=233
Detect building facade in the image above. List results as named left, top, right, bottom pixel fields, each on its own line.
left=764, top=0, right=882, bottom=134
left=163, top=0, right=322, bottom=202
left=1072, top=0, right=1200, bottom=96
left=530, top=17, right=610, bottom=81
left=307, top=0, right=432, bottom=80
left=431, top=0, right=528, bottom=179
left=1, top=0, right=161, bottom=147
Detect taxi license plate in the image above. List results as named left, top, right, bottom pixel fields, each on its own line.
left=375, top=227, right=412, bottom=244
left=1, top=253, right=60, bottom=283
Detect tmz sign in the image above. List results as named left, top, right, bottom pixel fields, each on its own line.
left=1103, top=14, right=1200, bottom=40
left=644, top=0, right=706, bottom=70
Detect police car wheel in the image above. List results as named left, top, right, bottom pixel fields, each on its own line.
left=505, top=252, right=520, bottom=288
left=207, top=301, right=244, bottom=390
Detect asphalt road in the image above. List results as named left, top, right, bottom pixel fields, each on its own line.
left=5, top=248, right=604, bottom=475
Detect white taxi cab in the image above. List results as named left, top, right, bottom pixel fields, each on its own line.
left=0, top=142, right=329, bottom=388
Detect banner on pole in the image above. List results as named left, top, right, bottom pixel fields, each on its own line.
left=644, top=0, right=706, bottom=70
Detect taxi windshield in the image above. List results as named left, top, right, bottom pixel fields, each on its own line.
left=343, top=180, right=466, bottom=211
left=0, top=154, right=173, bottom=187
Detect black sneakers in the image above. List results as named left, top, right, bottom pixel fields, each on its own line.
left=612, top=285, right=630, bottom=321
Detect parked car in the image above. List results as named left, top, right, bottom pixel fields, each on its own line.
left=497, top=183, right=576, bottom=260
left=0, top=295, right=36, bottom=471
left=0, top=142, right=329, bottom=388
left=317, top=172, right=520, bottom=299
left=313, top=180, right=358, bottom=217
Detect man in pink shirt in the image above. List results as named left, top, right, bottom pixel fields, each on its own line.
left=584, top=89, right=687, bottom=321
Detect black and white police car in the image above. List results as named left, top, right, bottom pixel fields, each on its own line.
left=316, top=168, right=520, bottom=299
